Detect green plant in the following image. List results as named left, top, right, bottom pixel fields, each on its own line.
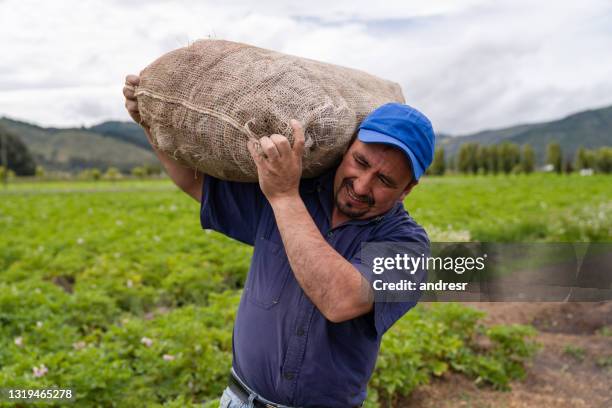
left=563, top=345, right=586, bottom=361
left=369, top=304, right=539, bottom=406
left=595, top=355, right=612, bottom=370
left=597, top=326, right=612, bottom=337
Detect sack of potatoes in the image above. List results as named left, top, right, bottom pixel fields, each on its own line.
left=134, top=39, right=405, bottom=181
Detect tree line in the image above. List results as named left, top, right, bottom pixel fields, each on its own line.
left=2, top=123, right=611, bottom=179
left=428, top=142, right=612, bottom=175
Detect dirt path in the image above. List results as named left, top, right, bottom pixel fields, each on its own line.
left=401, top=302, right=612, bottom=408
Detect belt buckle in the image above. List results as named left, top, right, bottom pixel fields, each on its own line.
left=264, top=404, right=276, bottom=408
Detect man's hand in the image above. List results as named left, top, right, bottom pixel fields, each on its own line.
left=123, top=75, right=144, bottom=125
left=247, top=119, right=305, bottom=203
left=123, top=74, right=157, bottom=147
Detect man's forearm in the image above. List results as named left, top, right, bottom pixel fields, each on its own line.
left=144, top=128, right=204, bottom=202
left=270, top=195, right=373, bottom=322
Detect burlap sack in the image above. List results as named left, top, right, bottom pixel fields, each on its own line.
left=134, top=39, right=405, bottom=181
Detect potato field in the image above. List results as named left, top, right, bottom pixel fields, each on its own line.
left=1, top=174, right=610, bottom=407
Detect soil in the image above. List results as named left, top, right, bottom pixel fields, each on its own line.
left=398, top=302, right=612, bottom=408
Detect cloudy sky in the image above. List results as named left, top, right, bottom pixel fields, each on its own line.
left=1, top=0, right=611, bottom=135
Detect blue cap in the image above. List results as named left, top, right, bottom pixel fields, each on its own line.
left=358, top=103, right=435, bottom=181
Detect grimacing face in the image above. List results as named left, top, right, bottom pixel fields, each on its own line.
left=332, top=139, right=418, bottom=222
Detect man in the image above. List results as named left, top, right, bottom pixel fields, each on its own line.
left=124, top=74, right=435, bottom=407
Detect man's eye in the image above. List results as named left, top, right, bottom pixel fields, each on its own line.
left=379, top=176, right=391, bottom=186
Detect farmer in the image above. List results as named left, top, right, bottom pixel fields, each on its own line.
left=124, top=74, right=435, bottom=408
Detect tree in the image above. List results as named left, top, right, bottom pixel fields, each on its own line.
left=78, top=168, right=102, bottom=181
left=0, top=125, right=36, bottom=176
left=521, top=144, right=535, bottom=174
left=575, top=147, right=589, bottom=170
left=103, top=167, right=122, bottom=181
left=478, top=146, right=492, bottom=174
left=499, top=143, right=520, bottom=174
left=457, top=144, right=470, bottom=174
left=143, top=164, right=163, bottom=176
left=475, top=145, right=487, bottom=174
left=457, top=143, right=479, bottom=174
left=447, top=155, right=456, bottom=173
left=91, top=168, right=101, bottom=181
left=595, top=147, right=612, bottom=173
left=564, top=155, right=574, bottom=174
left=488, top=145, right=500, bottom=174
left=546, top=142, right=562, bottom=174
left=428, top=148, right=446, bottom=176
left=131, top=166, right=147, bottom=178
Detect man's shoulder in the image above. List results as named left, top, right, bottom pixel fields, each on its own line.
left=373, top=202, right=429, bottom=244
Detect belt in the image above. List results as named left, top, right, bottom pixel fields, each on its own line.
left=228, top=371, right=362, bottom=408
left=228, top=372, right=287, bottom=408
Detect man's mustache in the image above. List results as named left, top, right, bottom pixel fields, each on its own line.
left=343, top=179, right=375, bottom=206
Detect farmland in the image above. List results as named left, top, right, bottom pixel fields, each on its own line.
left=0, top=174, right=610, bottom=407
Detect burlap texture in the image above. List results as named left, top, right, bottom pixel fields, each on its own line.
left=134, top=39, right=405, bottom=181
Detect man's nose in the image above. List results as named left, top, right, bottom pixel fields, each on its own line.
left=353, top=173, right=374, bottom=196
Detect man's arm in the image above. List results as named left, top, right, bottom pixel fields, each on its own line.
left=247, top=121, right=373, bottom=323
left=123, top=74, right=204, bottom=202
left=272, top=195, right=373, bottom=322
left=143, top=126, right=204, bottom=202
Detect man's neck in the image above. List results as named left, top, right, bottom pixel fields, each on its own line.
left=331, top=202, right=400, bottom=229
left=331, top=208, right=348, bottom=229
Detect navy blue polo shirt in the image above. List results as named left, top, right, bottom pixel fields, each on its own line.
left=200, top=169, right=429, bottom=407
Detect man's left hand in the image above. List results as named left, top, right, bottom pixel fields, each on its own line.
left=247, top=119, right=305, bottom=203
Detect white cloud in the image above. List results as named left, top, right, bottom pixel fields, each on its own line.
left=0, top=0, right=611, bottom=133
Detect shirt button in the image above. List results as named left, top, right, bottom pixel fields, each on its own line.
left=296, top=328, right=305, bottom=336
left=284, top=372, right=294, bottom=380
left=326, top=231, right=334, bottom=238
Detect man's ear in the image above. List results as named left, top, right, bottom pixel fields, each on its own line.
left=399, top=179, right=418, bottom=201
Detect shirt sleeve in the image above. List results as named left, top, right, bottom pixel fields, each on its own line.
left=200, top=175, right=266, bottom=246
left=351, top=224, right=430, bottom=338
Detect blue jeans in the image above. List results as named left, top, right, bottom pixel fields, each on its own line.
left=218, top=386, right=251, bottom=408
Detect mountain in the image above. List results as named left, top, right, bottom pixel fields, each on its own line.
left=439, top=105, right=612, bottom=163
left=0, top=117, right=157, bottom=172
left=2, top=103, right=611, bottom=172
left=89, top=121, right=151, bottom=150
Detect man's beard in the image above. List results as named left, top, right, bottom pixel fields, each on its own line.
left=334, top=179, right=375, bottom=220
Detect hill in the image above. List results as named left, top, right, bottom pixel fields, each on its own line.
left=0, top=117, right=156, bottom=172
left=2, top=103, right=611, bottom=172
left=438, top=105, right=612, bottom=163
left=89, top=121, right=151, bottom=150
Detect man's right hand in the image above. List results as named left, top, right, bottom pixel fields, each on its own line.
left=123, top=74, right=158, bottom=148
left=123, top=74, right=145, bottom=127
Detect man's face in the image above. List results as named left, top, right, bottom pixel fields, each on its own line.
left=333, top=139, right=417, bottom=221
